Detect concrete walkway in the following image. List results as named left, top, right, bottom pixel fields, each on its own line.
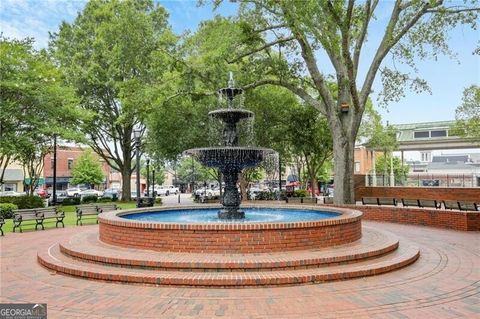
left=1, top=220, right=478, bottom=318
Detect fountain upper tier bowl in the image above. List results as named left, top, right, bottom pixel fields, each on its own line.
left=185, top=147, right=275, bottom=170
left=208, top=108, right=254, bottom=123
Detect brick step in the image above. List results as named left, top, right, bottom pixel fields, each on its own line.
left=37, top=241, right=420, bottom=287
left=59, top=227, right=399, bottom=271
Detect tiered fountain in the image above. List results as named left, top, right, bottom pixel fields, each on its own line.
left=37, top=74, right=419, bottom=288
left=185, top=73, right=274, bottom=219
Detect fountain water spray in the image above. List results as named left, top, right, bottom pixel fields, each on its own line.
left=185, top=74, right=275, bottom=219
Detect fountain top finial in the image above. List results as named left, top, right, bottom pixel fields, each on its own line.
left=228, top=72, right=235, bottom=88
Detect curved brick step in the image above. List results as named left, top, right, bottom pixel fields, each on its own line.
left=59, top=227, right=399, bottom=271
left=37, top=241, right=420, bottom=287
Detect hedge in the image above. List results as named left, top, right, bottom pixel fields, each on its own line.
left=0, top=196, right=45, bottom=209
left=62, top=197, right=81, bottom=206
left=81, top=195, right=98, bottom=204
left=0, top=203, right=18, bottom=219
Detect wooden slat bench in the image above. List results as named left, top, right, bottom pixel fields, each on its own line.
left=96, top=203, right=118, bottom=214
left=418, top=199, right=441, bottom=209
left=13, top=207, right=65, bottom=233
left=378, top=197, right=397, bottom=206
left=443, top=200, right=460, bottom=210
left=286, top=197, right=318, bottom=204
left=458, top=201, right=479, bottom=211
left=76, top=204, right=100, bottom=226
left=361, top=197, right=379, bottom=205
left=401, top=199, right=420, bottom=207
left=0, top=216, right=4, bottom=236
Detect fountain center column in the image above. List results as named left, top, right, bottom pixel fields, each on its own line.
left=218, top=168, right=244, bottom=219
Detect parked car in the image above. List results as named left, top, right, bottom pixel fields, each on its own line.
left=248, top=187, right=262, bottom=200
left=103, top=188, right=120, bottom=199
left=66, top=187, right=82, bottom=197
left=0, top=190, right=24, bottom=197
left=325, top=185, right=334, bottom=197
left=48, top=191, right=68, bottom=204
left=35, top=189, right=49, bottom=198
left=80, top=189, right=104, bottom=198
left=148, top=185, right=177, bottom=196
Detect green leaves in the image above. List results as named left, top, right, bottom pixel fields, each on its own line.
left=454, top=85, right=480, bottom=142
left=70, top=150, right=105, bottom=186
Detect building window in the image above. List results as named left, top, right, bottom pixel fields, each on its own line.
left=3, top=183, right=16, bottom=191
left=430, top=130, right=447, bottom=138
left=354, top=162, right=360, bottom=173
left=68, top=159, right=74, bottom=170
left=51, top=159, right=54, bottom=170
left=421, top=152, right=431, bottom=162
left=414, top=131, right=429, bottom=138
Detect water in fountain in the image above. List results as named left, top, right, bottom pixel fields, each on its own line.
left=184, top=73, right=275, bottom=219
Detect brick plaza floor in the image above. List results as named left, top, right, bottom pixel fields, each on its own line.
left=1, top=221, right=479, bottom=318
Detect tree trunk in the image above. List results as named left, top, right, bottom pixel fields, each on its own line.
left=332, top=137, right=355, bottom=204
left=121, top=162, right=132, bottom=201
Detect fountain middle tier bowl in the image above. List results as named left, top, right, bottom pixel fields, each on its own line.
left=98, top=205, right=363, bottom=253
left=184, top=147, right=275, bottom=170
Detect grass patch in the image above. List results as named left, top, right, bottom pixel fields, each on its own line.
left=1, top=201, right=150, bottom=234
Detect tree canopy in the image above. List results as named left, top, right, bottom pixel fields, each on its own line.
left=71, top=150, right=105, bottom=187
left=454, top=85, right=480, bottom=142
left=0, top=36, right=81, bottom=190
left=202, top=0, right=479, bottom=203
left=49, top=0, right=176, bottom=199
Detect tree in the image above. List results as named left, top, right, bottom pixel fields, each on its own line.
left=209, top=0, right=478, bottom=203
left=454, top=85, right=480, bottom=142
left=375, top=154, right=409, bottom=185
left=50, top=0, right=176, bottom=200
left=0, top=37, right=81, bottom=188
left=71, top=150, right=104, bottom=187
left=284, top=105, right=333, bottom=196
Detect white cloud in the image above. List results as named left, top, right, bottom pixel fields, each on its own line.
left=0, top=0, right=86, bottom=48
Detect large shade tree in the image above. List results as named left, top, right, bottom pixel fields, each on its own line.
left=50, top=0, right=176, bottom=200
left=0, top=37, right=81, bottom=190
left=454, top=85, right=480, bottom=142
left=209, top=0, right=479, bottom=203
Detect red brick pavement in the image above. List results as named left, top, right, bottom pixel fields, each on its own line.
left=1, top=221, right=479, bottom=318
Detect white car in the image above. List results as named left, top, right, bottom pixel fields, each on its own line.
left=147, top=185, right=176, bottom=196
left=0, top=190, right=24, bottom=197
left=196, top=187, right=221, bottom=198
left=80, top=189, right=104, bottom=198
left=66, top=187, right=82, bottom=197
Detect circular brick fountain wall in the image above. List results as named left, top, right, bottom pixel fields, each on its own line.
left=98, top=205, right=362, bottom=253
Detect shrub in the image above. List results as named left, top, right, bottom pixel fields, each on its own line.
left=155, top=197, right=162, bottom=205
left=81, top=195, right=98, bottom=204
left=0, top=196, right=45, bottom=209
left=293, top=189, right=309, bottom=198
left=0, top=203, right=18, bottom=219
left=62, top=197, right=81, bottom=206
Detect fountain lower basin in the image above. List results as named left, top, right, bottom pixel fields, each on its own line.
left=98, top=205, right=362, bottom=253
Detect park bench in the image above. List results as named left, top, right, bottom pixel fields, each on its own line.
left=442, top=200, right=460, bottom=210
left=13, top=207, right=65, bottom=233
left=458, top=201, right=479, bottom=211
left=96, top=203, right=118, bottom=214
left=361, top=197, right=379, bottom=205
left=377, top=197, right=397, bottom=206
left=401, top=199, right=420, bottom=207
left=362, top=197, right=397, bottom=206
left=418, top=199, right=441, bottom=209
left=323, top=197, right=334, bottom=204
left=76, top=204, right=100, bottom=225
left=286, top=197, right=318, bottom=204
left=137, top=197, right=154, bottom=208
left=0, top=216, right=4, bottom=236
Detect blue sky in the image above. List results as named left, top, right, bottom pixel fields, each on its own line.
left=1, top=0, right=478, bottom=126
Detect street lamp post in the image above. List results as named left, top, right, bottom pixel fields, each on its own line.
left=52, top=134, right=57, bottom=206
left=134, top=129, right=141, bottom=208
left=152, top=168, right=156, bottom=200
left=146, top=159, right=150, bottom=197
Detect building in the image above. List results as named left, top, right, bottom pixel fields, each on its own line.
left=354, top=146, right=383, bottom=175
left=43, top=145, right=111, bottom=190
left=0, top=162, right=25, bottom=192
